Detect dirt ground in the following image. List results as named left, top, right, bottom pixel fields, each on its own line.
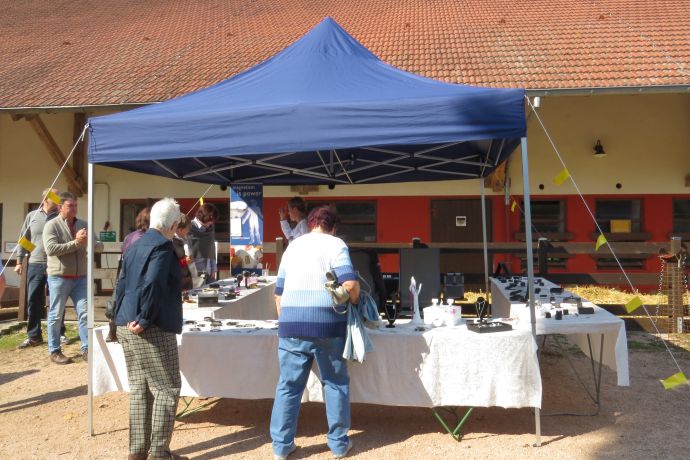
left=0, top=330, right=689, bottom=460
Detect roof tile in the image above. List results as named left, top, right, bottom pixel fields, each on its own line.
left=1, top=0, right=689, bottom=108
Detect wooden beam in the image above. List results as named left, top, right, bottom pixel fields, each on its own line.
left=484, top=161, right=507, bottom=192
left=71, top=113, right=87, bottom=197
left=26, top=115, right=86, bottom=195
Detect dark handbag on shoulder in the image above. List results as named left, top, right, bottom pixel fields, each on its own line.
left=106, top=260, right=124, bottom=320
left=105, top=290, right=117, bottom=319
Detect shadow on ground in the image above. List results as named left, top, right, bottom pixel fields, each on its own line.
left=0, top=384, right=87, bottom=414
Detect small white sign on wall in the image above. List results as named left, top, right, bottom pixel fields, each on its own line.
left=4, top=241, right=18, bottom=253
left=456, top=216, right=467, bottom=227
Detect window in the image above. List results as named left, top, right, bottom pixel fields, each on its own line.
left=673, top=199, right=690, bottom=234
left=208, top=199, right=231, bottom=240
left=520, top=199, right=566, bottom=234
left=594, top=199, right=646, bottom=269
left=120, top=200, right=153, bottom=240
left=307, top=200, right=376, bottom=242
left=517, top=200, right=570, bottom=269
left=595, top=199, right=642, bottom=233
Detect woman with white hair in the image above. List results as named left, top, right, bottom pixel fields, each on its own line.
left=113, top=197, right=188, bottom=460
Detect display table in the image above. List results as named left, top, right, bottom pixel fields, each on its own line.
left=490, top=276, right=629, bottom=387
left=182, top=277, right=277, bottom=321
left=92, top=320, right=542, bottom=409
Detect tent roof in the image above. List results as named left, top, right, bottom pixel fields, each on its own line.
left=88, top=18, right=526, bottom=185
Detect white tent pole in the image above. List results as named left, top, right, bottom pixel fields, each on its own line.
left=87, top=162, right=95, bottom=436
left=228, top=181, right=232, bottom=278
left=479, top=179, right=490, bottom=303
left=520, top=137, right=540, bottom=446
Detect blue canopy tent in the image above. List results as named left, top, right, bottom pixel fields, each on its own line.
left=85, top=17, right=541, bottom=442
left=88, top=17, right=525, bottom=185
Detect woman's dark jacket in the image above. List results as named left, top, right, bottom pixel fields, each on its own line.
left=114, top=229, right=182, bottom=334
left=172, top=236, right=193, bottom=291
left=188, top=221, right=215, bottom=260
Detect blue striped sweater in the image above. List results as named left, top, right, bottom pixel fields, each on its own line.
left=275, top=231, right=357, bottom=338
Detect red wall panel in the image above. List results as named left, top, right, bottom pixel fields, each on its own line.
left=179, top=193, right=688, bottom=282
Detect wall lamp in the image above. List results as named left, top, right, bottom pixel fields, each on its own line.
left=593, top=139, right=607, bottom=158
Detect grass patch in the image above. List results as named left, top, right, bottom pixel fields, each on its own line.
left=626, top=332, right=690, bottom=353
left=627, top=339, right=668, bottom=352
left=0, top=324, right=81, bottom=351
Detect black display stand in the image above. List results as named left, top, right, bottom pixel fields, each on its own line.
left=466, top=320, right=513, bottom=333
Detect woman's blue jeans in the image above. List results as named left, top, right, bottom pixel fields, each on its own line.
left=270, top=336, right=350, bottom=457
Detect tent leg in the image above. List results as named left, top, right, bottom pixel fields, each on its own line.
left=87, top=163, right=95, bottom=436
left=480, top=179, right=490, bottom=308
left=520, top=137, right=541, bottom=447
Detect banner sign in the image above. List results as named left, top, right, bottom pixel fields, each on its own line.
left=230, top=184, right=263, bottom=247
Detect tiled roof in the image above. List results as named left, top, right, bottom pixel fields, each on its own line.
left=1, top=0, right=689, bottom=108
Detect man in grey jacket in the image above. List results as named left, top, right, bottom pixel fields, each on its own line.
left=15, top=188, right=60, bottom=349
left=43, top=191, right=97, bottom=364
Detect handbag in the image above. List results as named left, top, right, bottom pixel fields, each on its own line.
left=325, top=270, right=350, bottom=310
left=105, top=290, right=117, bottom=319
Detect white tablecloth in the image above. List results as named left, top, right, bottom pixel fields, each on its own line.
left=490, top=277, right=630, bottom=386
left=92, top=321, right=542, bottom=409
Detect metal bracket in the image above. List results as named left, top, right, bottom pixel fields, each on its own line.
left=176, top=397, right=217, bottom=419
left=431, top=406, right=474, bottom=441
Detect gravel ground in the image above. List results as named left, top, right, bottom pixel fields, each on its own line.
left=0, top=331, right=688, bottom=459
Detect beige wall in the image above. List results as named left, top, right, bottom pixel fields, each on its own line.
left=1, top=92, right=689, bottom=259
left=1, top=114, right=72, bottom=259
left=510, top=93, right=690, bottom=195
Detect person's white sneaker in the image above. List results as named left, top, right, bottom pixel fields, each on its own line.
left=274, top=444, right=297, bottom=460
left=333, top=440, right=353, bottom=459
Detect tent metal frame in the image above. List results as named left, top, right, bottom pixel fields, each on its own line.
left=86, top=136, right=541, bottom=447
left=146, top=142, right=503, bottom=185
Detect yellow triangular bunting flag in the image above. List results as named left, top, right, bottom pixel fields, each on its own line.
left=625, top=296, right=643, bottom=314
left=661, top=372, right=688, bottom=390
left=510, top=200, right=517, bottom=213
left=199, top=197, right=204, bottom=206
left=595, top=234, right=607, bottom=251
left=18, top=236, right=36, bottom=252
left=46, top=190, right=61, bottom=205
left=552, top=168, right=570, bottom=186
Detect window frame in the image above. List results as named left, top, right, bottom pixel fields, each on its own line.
left=119, top=199, right=157, bottom=241
left=594, top=198, right=643, bottom=234
left=516, top=198, right=572, bottom=241
left=672, top=198, right=690, bottom=238
left=306, top=199, right=377, bottom=243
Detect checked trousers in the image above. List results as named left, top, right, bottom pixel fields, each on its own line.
left=118, top=326, right=181, bottom=457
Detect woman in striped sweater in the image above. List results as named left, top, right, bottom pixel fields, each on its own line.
left=270, top=206, right=359, bottom=460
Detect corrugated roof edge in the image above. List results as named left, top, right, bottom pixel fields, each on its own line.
left=1, top=85, right=689, bottom=113
left=526, top=84, right=690, bottom=96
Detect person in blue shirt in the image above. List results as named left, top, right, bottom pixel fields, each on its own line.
left=114, top=197, right=188, bottom=460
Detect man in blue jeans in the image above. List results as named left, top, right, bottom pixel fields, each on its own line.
left=43, top=192, right=100, bottom=364
left=270, top=206, right=360, bottom=460
left=15, top=188, right=60, bottom=349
